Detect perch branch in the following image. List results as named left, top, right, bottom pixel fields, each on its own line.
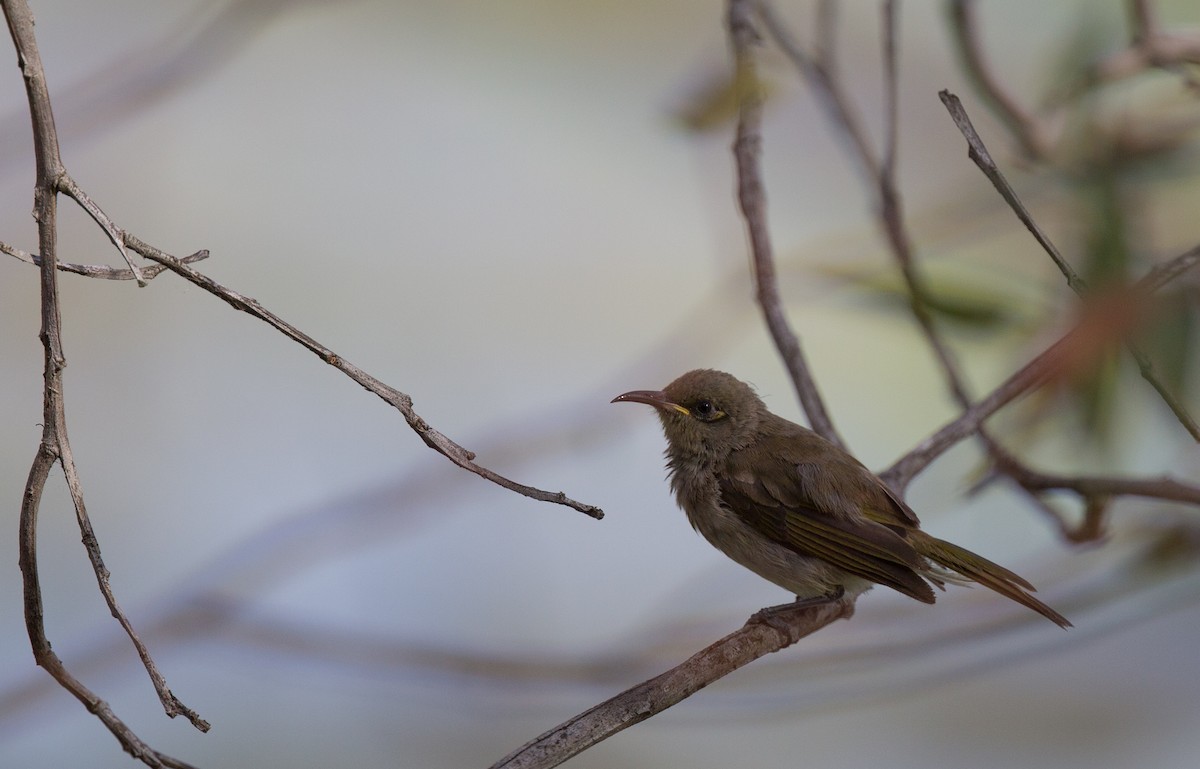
left=489, top=597, right=853, bottom=769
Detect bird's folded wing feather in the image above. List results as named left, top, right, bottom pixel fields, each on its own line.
left=719, top=446, right=936, bottom=603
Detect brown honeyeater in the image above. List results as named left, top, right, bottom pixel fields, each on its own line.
left=613, top=369, right=1070, bottom=628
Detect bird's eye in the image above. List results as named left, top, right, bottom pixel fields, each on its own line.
left=691, top=399, right=725, bottom=422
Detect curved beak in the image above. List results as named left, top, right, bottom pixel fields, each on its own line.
left=611, top=389, right=690, bottom=416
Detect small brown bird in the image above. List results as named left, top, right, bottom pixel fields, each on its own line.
left=613, top=369, right=1070, bottom=628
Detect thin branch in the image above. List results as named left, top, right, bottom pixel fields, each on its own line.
left=939, top=89, right=1200, bottom=441
left=1083, top=0, right=1200, bottom=92
left=880, top=0, right=899, bottom=181
left=2, top=238, right=209, bottom=279
left=1129, top=0, right=1157, bottom=43
left=3, top=0, right=594, bottom=765
left=945, top=0, right=1055, bottom=159
left=938, top=91, right=1082, bottom=289
left=5, top=0, right=204, bottom=764
left=873, top=2, right=978, bottom=417
left=757, top=0, right=882, bottom=183
left=882, top=242, right=1200, bottom=491
left=762, top=0, right=998, bottom=473
left=58, top=172, right=146, bottom=285
left=122, top=235, right=603, bottom=519
left=59, top=436, right=210, bottom=730
left=993, top=448, right=1200, bottom=542
left=729, top=0, right=844, bottom=447
left=488, top=597, right=854, bottom=769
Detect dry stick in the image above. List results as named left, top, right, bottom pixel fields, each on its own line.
left=3, top=211, right=601, bottom=518
left=59, top=433, right=211, bottom=733
left=882, top=242, right=1200, bottom=491
left=1084, top=0, right=1200, bottom=93
left=759, top=2, right=1200, bottom=529
left=1030, top=0, right=1200, bottom=113
left=1, top=238, right=209, bottom=279
left=873, top=1, right=978, bottom=415
left=488, top=598, right=854, bottom=769
left=730, top=0, right=845, bottom=449
left=870, top=10, right=1101, bottom=527
left=58, top=172, right=146, bottom=284
left=120, top=234, right=602, bottom=519
left=939, top=90, right=1200, bottom=442
left=760, top=0, right=1004, bottom=474
left=6, top=2, right=591, bottom=766
left=946, top=0, right=1054, bottom=160
left=1129, top=0, right=1157, bottom=43
left=996, top=454, right=1200, bottom=542
left=20, top=451, right=199, bottom=769
left=4, top=1, right=202, bottom=766
left=757, top=0, right=881, bottom=184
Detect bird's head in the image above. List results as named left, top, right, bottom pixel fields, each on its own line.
left=612, top=369, right=765, bottom=461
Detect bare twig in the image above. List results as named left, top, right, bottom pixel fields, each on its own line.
left=992, top=447, right=1200, bottom=542
left=757, top=0, right=882, bottom=183
left=939, top=89, right=1200, bottom=441
left=57, top=172, right=146, bottom=285
left=873, top=2, right=978, bottom=416
left=121, top=235, right=603, bottom=518
left=2, top=238, right=209, bottom=279
left=489, top=597, right=854, bottom=769
left=3, top=0, right=600, bottom=764
left=1129, top=0, right=1157, bottom=42
left=761, top=0, right=1000, bottom=473
left=729, top=0, right=844, bottom=447
left=1083, top=0, right=1200, bottom=93
left=938, top=91, right=1084, bottom=290
left=880, top=0, right=899, bottom=180
left=882, top=242, right=1200, bottom=491
left=5, top=0, right=205, bottom=764
left=946, top=0, right=1056, bottom=159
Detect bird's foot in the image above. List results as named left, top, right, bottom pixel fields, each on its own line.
left=750, top=587, right=846, bottom=634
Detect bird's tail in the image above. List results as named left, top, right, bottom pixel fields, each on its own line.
left=911, top=531, right=1072, bottom=629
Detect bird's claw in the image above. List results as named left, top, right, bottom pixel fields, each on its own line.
left=750, top=587, right=846, bottom=634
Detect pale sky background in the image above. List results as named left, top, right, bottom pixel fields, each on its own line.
left=2, top=1, right=1199, bottom=768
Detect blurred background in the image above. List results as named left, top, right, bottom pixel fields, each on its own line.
left=2, top=1, right=1199, bottom=767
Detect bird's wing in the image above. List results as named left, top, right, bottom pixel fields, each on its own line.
left=720, top=439, right=936, bottom=603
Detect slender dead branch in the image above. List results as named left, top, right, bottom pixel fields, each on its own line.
left=946, top=0, right=1056, bottom=159
left=5, top=0, right=205, bottom=764
left=939, top=89, right=1200, bottom=441
left=2, top=238, right=209, bottom=279
left=873, top=2, right=978, bottom=416
left=489, top=596, right=853, bottom=769
left=3, top=0, right=599, bottom=764
left=121, top=235, right=602, bottom=518
left=1129, top=0, right=1157, bottom=42
left=762, top=0, right=1012, bottom=481
left=938, top=91, right=1083, bottom=289
left=992, top=447, right=1200, bottom=542
left=57, top=172, right=146, bottom=284
left=757, top=0, right=882, bottom=183
left=1084, top=0, right=1200, bottom=92
left=882, top=241, right=1200, bottom=491
left=729, top=0, right=844, bottom=447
